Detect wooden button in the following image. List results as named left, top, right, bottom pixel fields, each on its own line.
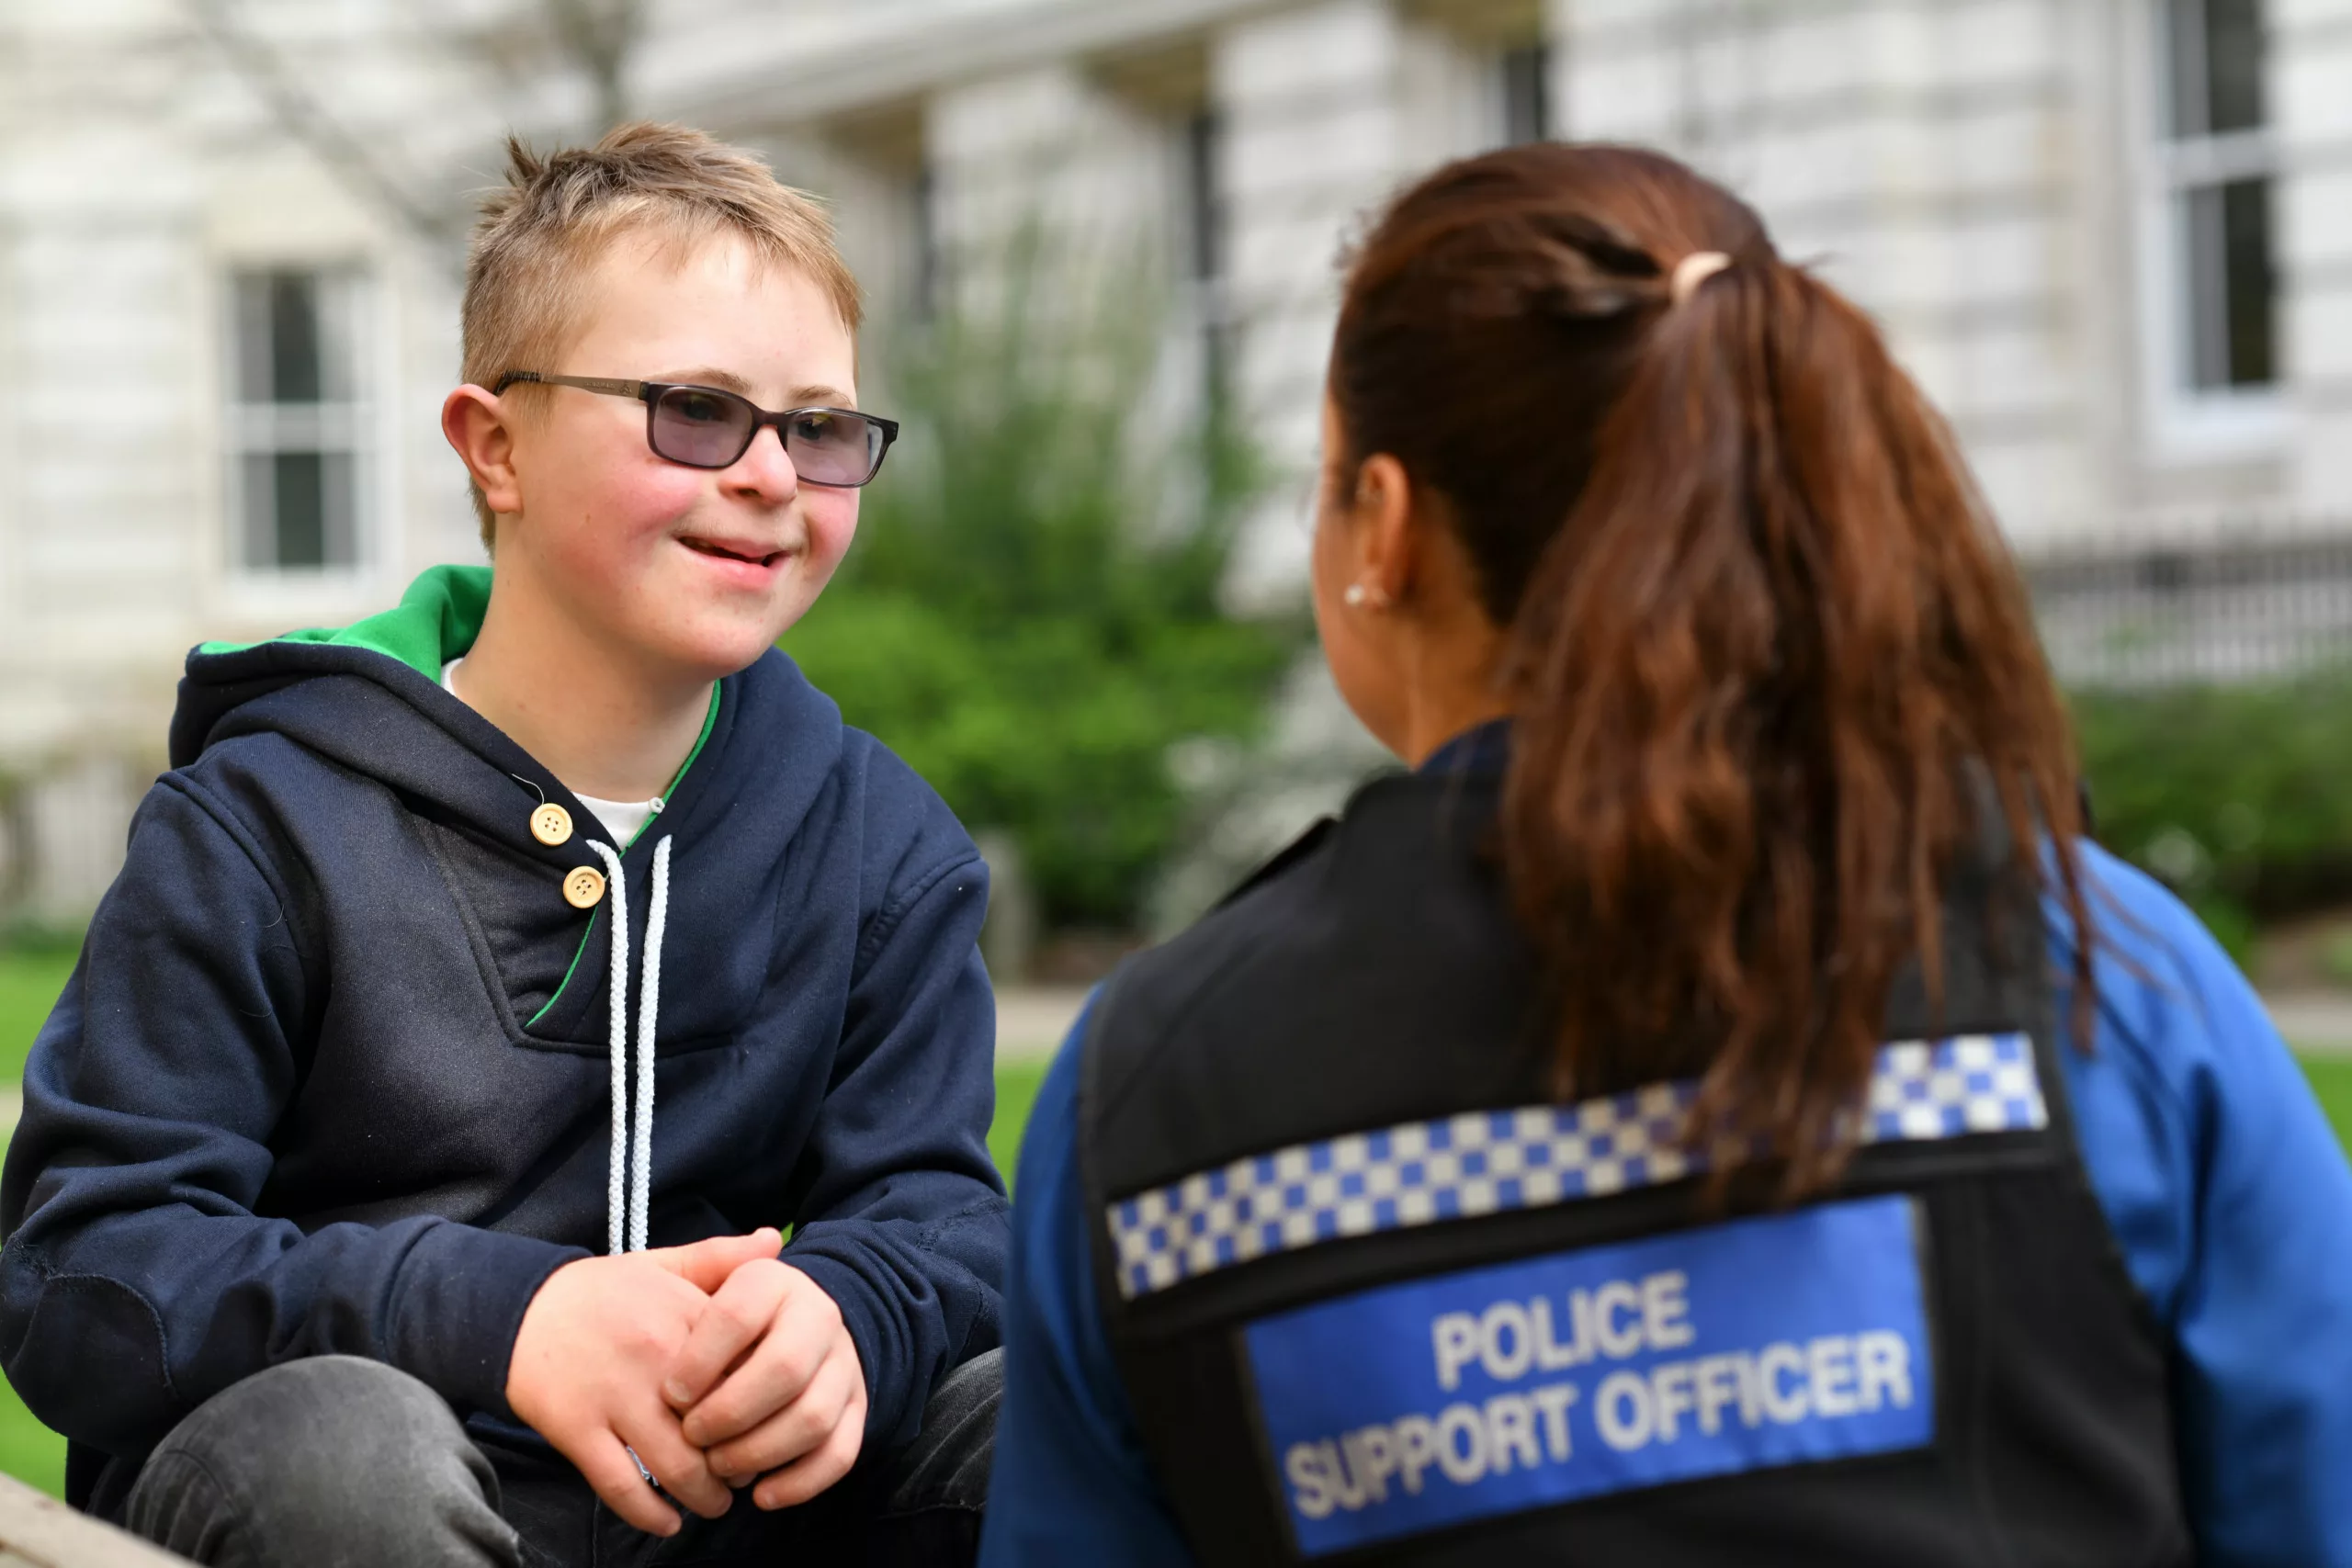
left=530, top=803, right=573, bottom=846
left=561, top=866, right=606, bottom=909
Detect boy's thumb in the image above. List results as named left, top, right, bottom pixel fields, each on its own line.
left=647, top=1227, right=784, bottom=1292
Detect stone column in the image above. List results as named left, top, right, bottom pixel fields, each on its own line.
left=2277, top=0, right=2352, bottom=512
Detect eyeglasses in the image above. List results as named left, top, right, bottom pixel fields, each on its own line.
left=492, top=373, right=899, bottom=488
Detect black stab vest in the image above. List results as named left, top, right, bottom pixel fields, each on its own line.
left=1079, top=766, right=2190, bottom=1566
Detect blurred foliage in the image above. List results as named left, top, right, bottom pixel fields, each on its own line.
left=785, top=234, right=1304, bottom=930
left=2072, top=669, right=2352, bottom=960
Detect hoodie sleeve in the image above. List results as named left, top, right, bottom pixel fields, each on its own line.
left=779, top=840, right=1010, bottom=1451
left=0, top=776, right=583, bottom=1456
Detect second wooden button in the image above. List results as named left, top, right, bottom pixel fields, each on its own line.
left=561, top=866, right=606, bottom=908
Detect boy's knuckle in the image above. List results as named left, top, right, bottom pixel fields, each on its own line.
left=718, top=1296, right=768, bottom=1339
left=777, top=1341, right=823, bottom=1389
left=618, top=1318, right=673, bottom=1360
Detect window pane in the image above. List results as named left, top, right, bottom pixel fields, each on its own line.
left=232, top=276, right=274, bottom=402
left=1182, top=109, right=1229, bottom=404
left=319, top=450, right=358, bottom=568
left=2222, top=178, right=2276, bottom=384
left=267, top=275, right=322, bottom=403
left=271, top=451, right=327, bottom=568
left=2204, top=0, right=2265, bottom=134
left=239, top=448, right=360, bottom=570
left=1501, top=44, right=1552, bottom=146
left=910, top=166, right=940, bottom=321
left=2182, top=177, right=2276, bottom=389
left=232, top=268, right=359, bottom=405
left=2165, top=0, right=2265, bottom=138
left=239, top=452, right=277, bottom=568
left=1183, top=109, right=1223, bottom=284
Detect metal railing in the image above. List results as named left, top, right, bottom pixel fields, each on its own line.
left=2024, top=526, right=2352, bottom=686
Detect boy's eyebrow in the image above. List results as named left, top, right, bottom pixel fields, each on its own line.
left=661, top=367, right=758, bottom=395
left=662, top=368, right=857, bottom=408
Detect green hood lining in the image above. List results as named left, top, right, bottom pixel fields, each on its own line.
left=199, top=563, right=493, bottom=679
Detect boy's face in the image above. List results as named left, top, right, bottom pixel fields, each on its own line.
left=496, top=232, right=862, bottom=681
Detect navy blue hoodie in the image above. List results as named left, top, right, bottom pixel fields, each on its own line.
left=0, top=565, right=1007, bottom=1516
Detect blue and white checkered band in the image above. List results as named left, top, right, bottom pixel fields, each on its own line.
left=1106, top=1032, right=2043, bottom=1301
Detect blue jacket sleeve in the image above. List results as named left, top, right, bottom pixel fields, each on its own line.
left=980, top=1018, right=1196, bottom=1568
left=780, top=850, right=1010, bottom=1450
left=2053, top=844, right=2352, bottom=1566
left=0, top=777, right=583, bottom=1454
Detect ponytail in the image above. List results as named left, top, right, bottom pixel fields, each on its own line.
left=1332, top=145, right=2090, bottom=1194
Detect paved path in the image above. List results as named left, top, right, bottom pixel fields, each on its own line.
left=2260, top=993, right=2352, bottom=1055
left=0, top=1470, right=185, bottom=1564
left=995, top=987, right=1091, bottom=1062
left=992, top=987, right=2352, bottom=1061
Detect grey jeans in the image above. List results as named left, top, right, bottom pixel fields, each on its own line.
left=121, top=1350, right=1001, bottom=1568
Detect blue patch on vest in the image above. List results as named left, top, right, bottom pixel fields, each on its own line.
left=1243, top=1194, right=1935, bottom=1556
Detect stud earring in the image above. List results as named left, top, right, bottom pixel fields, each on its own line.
left=1344, top=582, right=1390, bottom=610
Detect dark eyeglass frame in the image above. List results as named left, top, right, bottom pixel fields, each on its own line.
left=492, top=372, right=899, bottom=487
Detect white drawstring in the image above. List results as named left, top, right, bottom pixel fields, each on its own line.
left=586, top=836, right=673, bottom=1255
left=632, top=837, right=670, bottom=1254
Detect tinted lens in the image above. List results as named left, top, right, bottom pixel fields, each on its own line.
left=785, top=410, right=884, bottom=486
left=650, top=386, right=755, bottom=468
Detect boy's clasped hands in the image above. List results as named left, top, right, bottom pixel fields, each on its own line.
left=504, top=1229, right=865, bottom=1538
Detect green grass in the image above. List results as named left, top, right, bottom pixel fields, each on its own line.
left=0, top=951, right=73, bottom=1087
left=2300, top=1055, right=2352, bottom=1147
left=990, top=1059, right=1051, bottom=1186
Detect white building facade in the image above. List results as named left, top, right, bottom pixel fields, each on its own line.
left=1, top=0, right=2347, bottom=919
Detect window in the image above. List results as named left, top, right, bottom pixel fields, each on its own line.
left=1498, top=41, right=1552, bottom=146
left=228, top=268, right=368, bottom=571
left=1182, top=107, right=1230, bottom=401
left=910, top=164, right=942, bottom=321
left=2154, top=0, right=2276, bottom=395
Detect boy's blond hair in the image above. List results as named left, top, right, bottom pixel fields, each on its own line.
left=461, top=121, right=864, bottom=547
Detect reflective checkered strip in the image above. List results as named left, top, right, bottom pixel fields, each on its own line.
left=1107, top=1032, right=2043, bottom=1300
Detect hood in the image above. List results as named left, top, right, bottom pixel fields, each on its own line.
left=176, top=563, right=494, bottom=767
left=170, top=565, right=786, bottom=853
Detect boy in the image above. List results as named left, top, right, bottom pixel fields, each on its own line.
left=0, top=124, right=1006, bottom=1567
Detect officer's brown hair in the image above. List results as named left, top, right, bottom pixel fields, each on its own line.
left=1329, top=144, right=2091, bottom=1196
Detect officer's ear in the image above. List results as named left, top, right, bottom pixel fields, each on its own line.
left=1347, top=451, right=1419, bottom=610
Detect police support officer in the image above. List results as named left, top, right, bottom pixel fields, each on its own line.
left=978, top=144, right=2352, bottom=1565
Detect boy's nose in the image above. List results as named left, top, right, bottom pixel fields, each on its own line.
left=727, top=424, right=799, bottom=500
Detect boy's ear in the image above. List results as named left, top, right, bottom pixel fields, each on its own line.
left=442, top=385, right=525, bottom=519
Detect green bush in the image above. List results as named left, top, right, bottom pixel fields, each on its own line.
left=786, top=238, right=1302, bottom=930
left=2071, top=668, right=2352, bottom=953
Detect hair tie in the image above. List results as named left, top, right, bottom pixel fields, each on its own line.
left=1671, top=251, right=1732, bottom=306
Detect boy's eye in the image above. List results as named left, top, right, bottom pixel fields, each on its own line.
left=788, top=412, right=839, bottom=445
left=671, top=390, right=734, bottom=425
